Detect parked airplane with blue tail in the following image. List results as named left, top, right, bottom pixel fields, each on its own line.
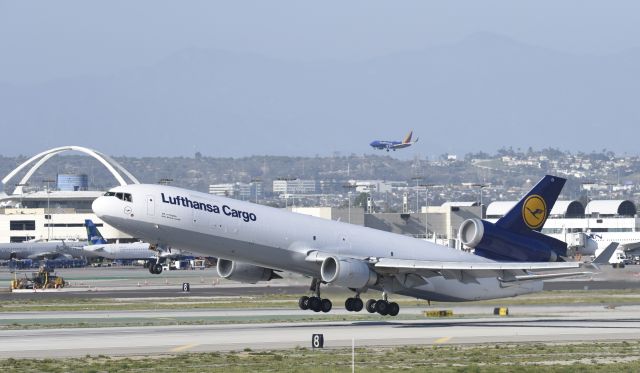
left=84, top=219, right=157, bottom=261
left=370, top=130, right=419, bottom=151
left=92, top=174, right=591, bottom=317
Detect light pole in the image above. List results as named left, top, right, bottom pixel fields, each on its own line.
left=412, top=177, right=422, bottom=213
left=420, top=183, right=436, bottom=241
left=43, top=179, right=55, bottom=241
left=471, top=183, right=488, bottom=218
left=343, top=183, right=357, bottom=224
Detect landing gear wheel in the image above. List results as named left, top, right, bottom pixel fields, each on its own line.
left=309, top=296, right=322, bottom=312
left=375, top=300, right=389, bottom=316
left=352, top=298, right=363, bottom=312
left=298, top=296, right=310, bottom=310
left=153, top=264, right=163, bottom=274
left=366, top=299, right=377, bottom=313
left=388, top=302, right=400, bottom=316
left=345, top=298, right=354, bottom=312
left=321, top=298, right=332, bottom=313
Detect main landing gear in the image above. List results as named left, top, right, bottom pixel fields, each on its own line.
left=298, top=278, right=332, bottom=313
left=365, top=292, right=399, bottom=316
left=297, top=281, right=400, bottom=316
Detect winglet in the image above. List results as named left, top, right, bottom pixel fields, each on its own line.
left=592, top=242, right=619, bottom=264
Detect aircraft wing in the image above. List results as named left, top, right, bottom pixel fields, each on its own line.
left=374, top=258, right=589, bottom=281
left=374, top=258, right=581, bottom=272
left=620, top=242, right=640, bottom=252
left=27, top=251, right=71, bottom=260
left=305, top=250, right=588, bottom=283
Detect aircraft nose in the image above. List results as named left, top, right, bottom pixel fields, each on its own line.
left=92, top=196, right=110, bottom=218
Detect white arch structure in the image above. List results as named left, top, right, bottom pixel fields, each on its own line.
left=2, top=146, right=140, bottom=195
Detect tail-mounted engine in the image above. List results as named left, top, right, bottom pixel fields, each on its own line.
left=458, top=218, right=567, bottom=262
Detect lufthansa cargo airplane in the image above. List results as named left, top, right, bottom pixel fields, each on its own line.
left=370, top=130, right=419, bottom=151
left=92, top=175, right=588, bottom=317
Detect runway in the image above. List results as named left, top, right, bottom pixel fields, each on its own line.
left=1, top=305, right=639, bottom=358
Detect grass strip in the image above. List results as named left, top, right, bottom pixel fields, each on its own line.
left=2, top=341, right=640, bottom=372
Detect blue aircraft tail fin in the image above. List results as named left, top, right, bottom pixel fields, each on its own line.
left=84, top=219, right=108, bottom=245
left=496, top=175, right=566, bottom=234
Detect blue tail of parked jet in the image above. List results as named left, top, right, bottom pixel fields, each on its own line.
left=458, top=175, right=568, bottom=262
left=85, top=219, right=108, bottom=245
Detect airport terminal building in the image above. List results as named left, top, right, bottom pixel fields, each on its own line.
left=0, top=146, right=138, bottom=244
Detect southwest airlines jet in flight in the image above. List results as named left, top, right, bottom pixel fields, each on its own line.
left=370, top=130, right=419, bottom=151
left=92, top=175, right=590, bottom=316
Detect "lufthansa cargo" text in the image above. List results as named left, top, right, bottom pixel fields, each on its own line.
left=161, top=193, right=257, bottom=222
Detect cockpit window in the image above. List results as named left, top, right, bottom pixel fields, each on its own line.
left=113, top=192, right=133, bottom=202
left=104, top=191, right=116, bottom=197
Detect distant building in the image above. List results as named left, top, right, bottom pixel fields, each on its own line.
left=209, top=183, right=236, bottom=197
left=57, top=174, right=88, bottom=191
left=273, top=179, right=318, bottom=194
left=209, top=181, right=263, bottom=201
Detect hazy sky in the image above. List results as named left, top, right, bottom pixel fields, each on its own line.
left=1, top=1, right=640, bottom=157
left=2, top=1, right=640, bottom=84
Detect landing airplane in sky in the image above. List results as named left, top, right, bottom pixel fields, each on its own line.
left=92, top=175, right=589, bottom=317
left=83, top=219, right=188, bottom=273
left=370, top=130, right=419, bottom=151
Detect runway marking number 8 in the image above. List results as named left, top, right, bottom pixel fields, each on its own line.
left=312, top=334, right=324, bottom=349
left=182, top=283, right=190, bottom=292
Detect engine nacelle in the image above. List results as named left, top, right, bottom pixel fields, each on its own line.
left=458, top=218, right=566, bottom=262
left=320, top=256, right=377, bottom=289
left=216, top=259, right=280, bottom=284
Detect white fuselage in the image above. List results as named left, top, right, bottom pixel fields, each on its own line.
left=82, top=242, right=154, bottom=260
left=0, top=241, right=88, bottom=260
left=92, top=184, right=542, bottom=301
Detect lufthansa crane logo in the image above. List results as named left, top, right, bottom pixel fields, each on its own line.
left=522, top=194, right=547, bottom=229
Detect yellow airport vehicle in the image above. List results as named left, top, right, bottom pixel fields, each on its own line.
left=10, top=267, right=66, bottom=290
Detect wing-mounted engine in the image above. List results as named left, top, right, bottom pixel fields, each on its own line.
left=216, top=259, right=281, bottom=284
left=320, top=256, right=377, bottom=289
left=458, top=218, right=566, bottom=262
